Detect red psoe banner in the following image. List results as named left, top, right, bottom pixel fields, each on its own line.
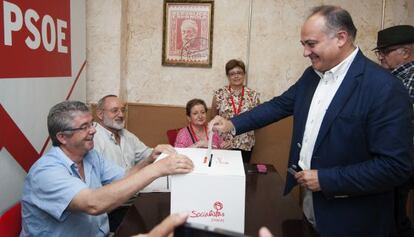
left=0, top=0, right=71, bottom=78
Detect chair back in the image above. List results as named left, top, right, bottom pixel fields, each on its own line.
left=0, top=202, right=22, bottom=237
left=166, top=128, right=181, bottom=146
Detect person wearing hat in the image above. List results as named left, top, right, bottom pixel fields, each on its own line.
left=375, top=25, right=414, bottom=237
left=375, top=25, right=414, bottom=99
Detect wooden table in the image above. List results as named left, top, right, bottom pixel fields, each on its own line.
left=115, top=164, right=319, bottom=237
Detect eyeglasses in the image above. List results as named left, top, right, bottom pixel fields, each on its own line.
left=374, top=46, right=402, bottom=57
left=107, top=107, right=127, bottom=115
left=228, top=71, right=245, bottom=77
left=62, top=121, right=97, bottom=133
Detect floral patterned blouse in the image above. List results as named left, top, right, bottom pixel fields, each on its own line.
left=213, top=86, right=260, bottom=151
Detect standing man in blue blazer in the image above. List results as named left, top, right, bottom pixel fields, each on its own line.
left=210, top=5, right=413, bottom=237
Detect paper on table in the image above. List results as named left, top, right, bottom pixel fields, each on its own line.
left=140, top=176, right=170, bottom=193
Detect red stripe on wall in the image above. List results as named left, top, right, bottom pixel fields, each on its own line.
left=0, top=59, right=87, bottom=171
left=0, top=105, right=39, bottom=172
left=66, top=60, right=87, bottom=100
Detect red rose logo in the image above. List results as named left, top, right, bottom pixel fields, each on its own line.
left=214, top=201, right=223, bottom=211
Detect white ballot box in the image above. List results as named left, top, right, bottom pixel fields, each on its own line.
left=170, top=148, right=246, bottom=233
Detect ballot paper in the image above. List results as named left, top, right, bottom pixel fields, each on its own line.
left=205, top=125, right=214, bottom=165
left=166, top=148, right=245, bottom=233
left=140, top=176, right=170, bottom=193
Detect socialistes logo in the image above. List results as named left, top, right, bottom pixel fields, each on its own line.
left=0, top=0, right=71, bottom=78
left=190, top=201, right=225, bottom=222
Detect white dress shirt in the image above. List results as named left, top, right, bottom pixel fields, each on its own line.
left=93, top=123, right=153, bottom=169
left=300, top=47, right=359, bottom=227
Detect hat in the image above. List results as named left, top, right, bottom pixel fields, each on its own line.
left=374, top=25, right=414, bottom=50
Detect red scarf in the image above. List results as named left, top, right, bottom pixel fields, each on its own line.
left=228, top=86, right=244, bottom=115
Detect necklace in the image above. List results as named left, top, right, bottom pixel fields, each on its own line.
left=228, top=85, right=244, bottom=115
left=189, top=124, right=208, bottom=142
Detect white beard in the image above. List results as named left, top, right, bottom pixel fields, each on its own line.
left=103, top=115, right=125, bottom=131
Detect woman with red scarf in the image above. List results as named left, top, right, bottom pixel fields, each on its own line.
left=211, top=59, right=260, bottom=163
left=175, top=99, right=222, bottom=148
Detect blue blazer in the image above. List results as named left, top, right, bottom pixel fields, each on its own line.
left=232, top=51, right=413, bottom=237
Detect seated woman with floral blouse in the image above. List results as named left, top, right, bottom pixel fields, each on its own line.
left=175, top=99, right=222, bottom=148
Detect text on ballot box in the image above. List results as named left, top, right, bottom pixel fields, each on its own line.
left=170, top=148, right=246, bottom=233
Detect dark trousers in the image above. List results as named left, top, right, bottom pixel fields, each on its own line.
left=108, top=206, right=129, bottom=232
left=392, top=180, right=414, bottom=237
left=304, top=215, right=320, bottom=237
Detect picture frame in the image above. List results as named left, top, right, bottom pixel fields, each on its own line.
left=162, top=0, right=214, bottom=67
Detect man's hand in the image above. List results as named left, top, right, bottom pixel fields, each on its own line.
left=259, top=227, right=274, bottom=237
left=152, top=153, right=193, bottom=177
left=133, top=213, right=188, bottom=237
left=208, top=116, right=234, bottom=134
left=294, top=170, right=321, bottom=192
left=149, top=144, right=176, bottom=162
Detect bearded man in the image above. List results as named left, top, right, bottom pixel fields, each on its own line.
left=94, top=94, right=174, bottom=232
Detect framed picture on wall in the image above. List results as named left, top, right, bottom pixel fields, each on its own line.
left=162, top=0, right=214, bottom=67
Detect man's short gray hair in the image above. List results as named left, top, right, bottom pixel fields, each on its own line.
left=96, top=94, right=118, bottom=111
left=309, top=5, right=357, bottom=41
left=48, top=101, right=90, bottom=146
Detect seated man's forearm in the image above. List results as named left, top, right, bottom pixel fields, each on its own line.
left=69, top=164, right=160, bottom=215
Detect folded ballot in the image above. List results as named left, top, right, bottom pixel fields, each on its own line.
left=140, top=176, right=169, bottom=193
left=169, top=148, right=246, bottom=233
